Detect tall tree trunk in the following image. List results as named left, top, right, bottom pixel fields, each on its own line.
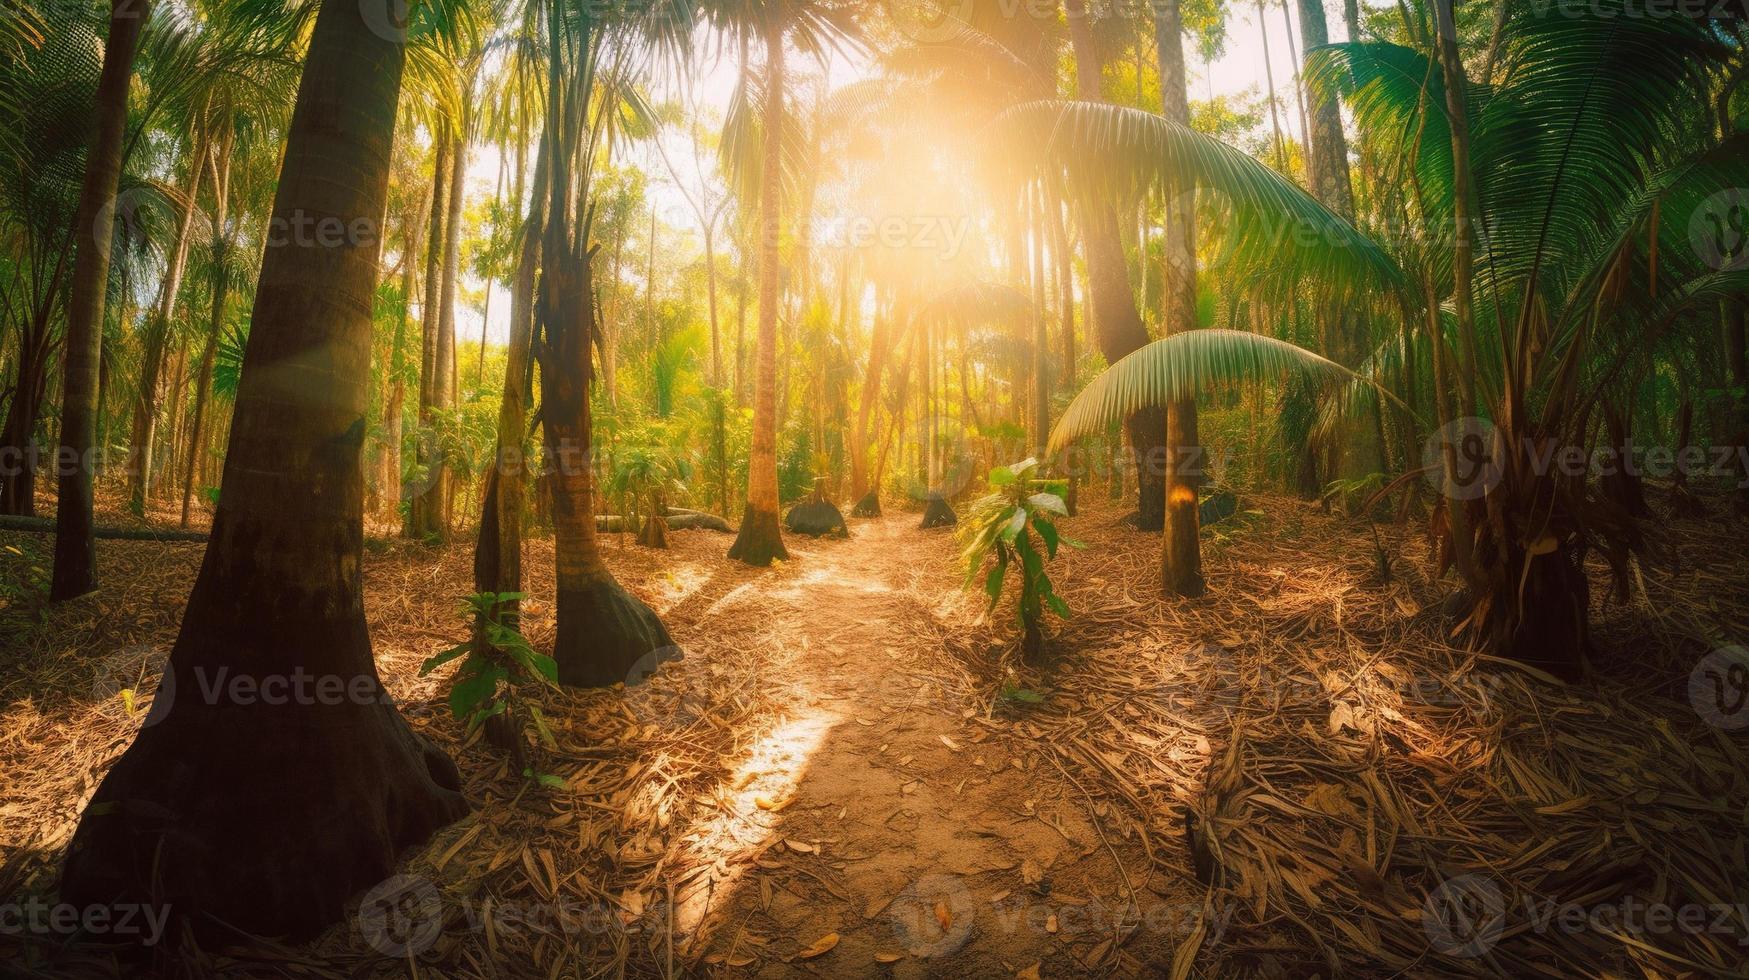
left=411, top=136, right=448, bottom=538
left=535, top=19, right=674, bottom=687
left=379, top=208, right=418, bottom=521
left=850, top=309, right=890, bottom=504
left=181, top=128, right=233, bottom=529
left=60, top=0, right=467, bottom=940
left=0, top=293, right=59, bottom=516
left=1156, top=0, right=1206, bottom=598
left=729, top=16, right=791, bottom=566
left=475, top=145, right=546, bottom=627
left=437, top=125, right=466, bottom=526
left=1063, top=0, right=1168, bottom=530
left=1727, top=301, right=1747, bottom=513
left=52, top=0, right=148, bottom=599
left=128, top=128, right=207, bottom=517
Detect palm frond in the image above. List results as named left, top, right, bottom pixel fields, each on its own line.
left=1048, top=329, right=1402, bottom=455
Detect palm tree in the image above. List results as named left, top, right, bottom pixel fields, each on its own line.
left=532, top=0, right=680, bottom=687
left=60, top=0, right=467, bottom=939
left=1060, top=0, right=1173, bottom=532
left=1150, top=0, right=1206, bottom=597
left=711, top=0, right=857, bottom=566
left=729, top=7, right=792, bottom=565
left=48, top=0, right=148, bottom=599
left=1001, top=98, right=1406, bottom=596
left=1047, top=0, right=1749, bottom=673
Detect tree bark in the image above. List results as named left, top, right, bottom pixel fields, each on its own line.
left=1063, top=0, right=1168, bottom=530
left=128, top=128, right=207, bottom=517
left=537, top=9, right=674, bottom=688
left=729, top=16, right=791, bottom=567
left=436, top=125, right=466, bottom=526
left=1155, top=0, right=1206, bottom=598
left=50, top=0, right=147, bottom=600
left=474, top=144, right=546, bottom=626
left=180, top=126, right=234, bottom=529
left=60, top=0, right=467, bottom=941
left=411, top=136, right=448, bottom=538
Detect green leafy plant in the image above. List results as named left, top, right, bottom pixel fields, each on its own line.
left=958, top=459, right=1080, bottom=663
left=422, top=592, right=560, bottom=781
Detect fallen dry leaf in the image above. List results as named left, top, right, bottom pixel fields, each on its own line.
left=797, top=933, right=839, bottom=960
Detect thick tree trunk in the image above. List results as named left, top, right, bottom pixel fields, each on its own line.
left=1063, top=0, right=1167, bottom=530
left=1156, top=0, right=1205, bottom=598
left=729, top=17, right=791, bottom=567
left=50, top=0, right=147, bottom=600
left=59, top=0, right=467, bottom=942
left=128, top=131, right=206, bottom=517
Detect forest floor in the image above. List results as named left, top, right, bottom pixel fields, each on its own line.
left=3, top=484, right=1749, bottom=978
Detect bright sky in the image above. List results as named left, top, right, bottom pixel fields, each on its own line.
left=456, top=0, right=1360, bottom=351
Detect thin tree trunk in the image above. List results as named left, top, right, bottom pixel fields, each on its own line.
left=128, top=126, right=207, bottom=516
left=1156, top=0, right=1206, bottom=597
left=438, top=125, right=466, bottom=525
left=1063, top=0, right=1168, bottom=531
left=182, top=126, right=234, bottom=529
left=729, top=16, right=791, bottom=567
left=412, top=136, right=448, bottom=538
left=474, top=143, right=546, bottom=626
left=51, top=0, right=148, bottom=600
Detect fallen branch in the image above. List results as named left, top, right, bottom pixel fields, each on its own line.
left=0, top=515, right=209, bottom=542
left=597, top=510, right=732, bottom=534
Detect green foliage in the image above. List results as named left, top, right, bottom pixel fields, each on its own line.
left=421, top=592, right=557, bottom=742
left=957, top=459, right=1081, bottom=651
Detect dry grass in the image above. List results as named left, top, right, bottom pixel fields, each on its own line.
left=2, top=484, right=1747, bottom=977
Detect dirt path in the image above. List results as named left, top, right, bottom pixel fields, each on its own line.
left=653, top=515, right=1195, bottom=977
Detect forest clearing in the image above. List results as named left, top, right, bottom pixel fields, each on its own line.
left=3, top=0, right=1749, bottom=975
